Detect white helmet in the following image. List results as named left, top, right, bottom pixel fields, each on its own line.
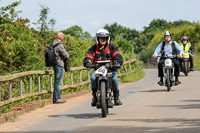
left=164, top=31, right=171, bottom=37
left=96, top=29, right=110, bottom=44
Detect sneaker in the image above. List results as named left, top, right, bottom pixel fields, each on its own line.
left=157, top=81, right=164, bottom=86
left=53, top=99, right=66, bottom=104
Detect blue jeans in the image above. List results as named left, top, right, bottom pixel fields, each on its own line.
left=53, top=66, right=64, bottom=101
left=91, top=70, right=119, bottom=91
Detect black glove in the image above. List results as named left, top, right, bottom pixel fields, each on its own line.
left=85, top=62, right=93, bottom=68
left=114, top=62, right=121, bottom=69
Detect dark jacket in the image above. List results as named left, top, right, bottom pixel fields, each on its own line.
left=83, top=43, right=123, bottom=67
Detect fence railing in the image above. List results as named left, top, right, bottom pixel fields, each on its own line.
left=0, top=59, right=137, bottom=107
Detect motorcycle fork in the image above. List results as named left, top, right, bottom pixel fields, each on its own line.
left=165, top=67, right=173, bottom=85
left=96, top=77, right=108, bottom=102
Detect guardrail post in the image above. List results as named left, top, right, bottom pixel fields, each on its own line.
left=79, top=70, right=82, bottom=90
left=79, top=70, right=82, bottom=83
left=38, top=75, right=41, bottom=100
left=87, top=70, right=90, bottom=88
left=8, top=81, right=12, bottom=99
left=124, top=65, right=127, bottom=73
left=129, top=63, right=132, bottom=71
left=70, top=72, right=73, bottom=85
left=50, top=74, right=53, bottom=98
left=20, top=78, right=23, bottom=96
left=29, top=76, right=32, bottom=93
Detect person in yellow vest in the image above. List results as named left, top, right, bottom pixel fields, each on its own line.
left=179, top=36, right=194, bottom=71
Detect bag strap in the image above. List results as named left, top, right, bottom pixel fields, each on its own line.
left=53, top=42, right=61, bottom=48
left=50, top=42, right=61, bottom=48
left=163, top=41, right=172, bottom=52
left=171, top=41, right=177, bottom=55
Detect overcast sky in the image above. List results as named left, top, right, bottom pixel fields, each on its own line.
left=1, top=0, right=200, bottom=35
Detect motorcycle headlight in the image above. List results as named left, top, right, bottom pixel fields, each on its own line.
left=105, top=63, right=110, bottom=68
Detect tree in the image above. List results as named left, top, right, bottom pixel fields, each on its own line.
left=0, top=0, right=21, bottom=24
left=37, top=5, right=55, bottom=32
left=143, top=19, right=169, bottom=34
left=61, top=25, right=91, bottom=39
left=104, top=22, right=139, bottom=42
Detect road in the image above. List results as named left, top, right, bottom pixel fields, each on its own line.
left=2, top=69, right=200, bottom=133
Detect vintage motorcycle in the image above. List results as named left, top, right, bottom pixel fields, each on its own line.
left=158, top=55, right=176, bottom=92
left=181, top=52, right=191, bottom=76
left=92, top=60, right=120, bottom=117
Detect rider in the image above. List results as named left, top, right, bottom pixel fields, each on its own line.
left=83, top=29, right=123, bottom=106
left=179, top=36, right=194, bottom=71
left=153, top=31, right=184, bottom=86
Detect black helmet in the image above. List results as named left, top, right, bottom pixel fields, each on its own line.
left=96, top=29, right=110, bottom=44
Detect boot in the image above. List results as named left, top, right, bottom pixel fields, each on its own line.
left=190, top=68, right=194, bottom=71
left=113, top=90, right=122, bottom=105
left=91, top=90, right=97, bottom=107
left=175, top=77, right=181, bottom=85
left=157, top=77, right=164, bottom=86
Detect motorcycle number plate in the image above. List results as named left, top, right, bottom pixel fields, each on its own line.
left=183, top=53, right=189, bottom=58
left=165, top=59, right=172, bottom=67
left=95, top=66, right=107, bottom=76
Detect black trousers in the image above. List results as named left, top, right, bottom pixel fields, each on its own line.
left=158, top=58, right=180, bottom=78
left=179, top=55, right=194, bottom=69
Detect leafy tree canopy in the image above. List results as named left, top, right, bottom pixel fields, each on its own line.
left=61, top=25, right=91, bottom=40
left=104, top=22, right=139, bottom=42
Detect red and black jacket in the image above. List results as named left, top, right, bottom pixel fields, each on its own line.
left=83, top=43, right=123, bottom=68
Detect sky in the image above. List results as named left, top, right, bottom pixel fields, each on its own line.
left=1, top=0, right=200, bottom=36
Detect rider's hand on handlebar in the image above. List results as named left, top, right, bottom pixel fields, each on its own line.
left=85, top=62, right=93, bottom=68
left=154, top=55, right=158, bottom=60
left=114, top=62, right=121, bottom=69
left=178, top=54, right=183, bottom=58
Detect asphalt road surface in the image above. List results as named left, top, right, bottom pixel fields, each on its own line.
left=6, top=69, right=200, bottom=133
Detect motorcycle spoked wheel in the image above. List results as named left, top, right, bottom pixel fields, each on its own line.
left=100, top=81, right=108, bottom=118
left=184, top=61, right=188, bottom=76
left=166, top=69, right=171, bottom=92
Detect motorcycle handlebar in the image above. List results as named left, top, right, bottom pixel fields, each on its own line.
left=91, top=63, right=121, bottom=70
left=157, top=54, right=180, bottom=59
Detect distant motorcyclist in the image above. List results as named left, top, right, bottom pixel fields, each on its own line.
left=179, top=36, right=194, bottom=71
left=153, top=31, right=184, bottom=86
left=83, top=29, right=123, bottom=106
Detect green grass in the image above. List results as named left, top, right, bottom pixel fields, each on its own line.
left=120, top=69, right=145, bottom=83
left=194, top=52, right=200, bottom=70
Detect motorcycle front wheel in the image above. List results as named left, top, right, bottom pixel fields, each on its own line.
left=166, top=69, right=171, bottom=92
left=100, top=81, right=107, bottom=118
left=184, top=61, right=188, bottom=76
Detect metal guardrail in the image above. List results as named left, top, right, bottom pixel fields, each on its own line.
left=0, top=59, right=137, bottom=107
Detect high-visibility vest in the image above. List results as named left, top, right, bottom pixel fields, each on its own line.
left=180, top=42, right=191, bottom=52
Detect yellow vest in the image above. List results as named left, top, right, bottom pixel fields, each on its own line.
left=180, top=42, right=191, bottom=52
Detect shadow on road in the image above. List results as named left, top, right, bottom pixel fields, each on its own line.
left=70, top=125, right=200, bottom=133
left=3, top=124, right=200, bottom=133
left=48, top=113, right=102, bottom=119
left=150, top=99, right=200, bottom=110
left=182, top=99, right=200, bottom=103
left=114, top=118, right=200, bottom=127
left=138, top=89, right=167, bottom=93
